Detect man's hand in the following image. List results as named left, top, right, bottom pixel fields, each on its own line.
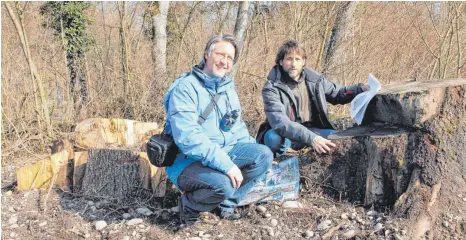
left=226, top=165, right=243, bottom=189
left=311, top=136, right=336, bottom=154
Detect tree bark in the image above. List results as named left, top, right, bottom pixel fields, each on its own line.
left=80, top=149, right=142, bottom=202
left=231, top=1, right=251, bottom=79
left=322, top=1, right=358, bottom=74
left=151, top=1, right=170, bottom=80
left=118, top=2, right=130, bottom=101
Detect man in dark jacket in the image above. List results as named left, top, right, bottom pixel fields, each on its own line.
left=259, top=40, right=369, bottom=155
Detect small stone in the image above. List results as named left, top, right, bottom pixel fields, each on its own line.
left=443, top=221, right=450, bottom=228
left=376, top=217, right=383, bottom=222
left=5, top=190, right=12, bottom=196
left=463, top=197, right=466, bottom=202
left=39, top=221, right=47, bottom=227
left=271, top=219, right=278, bottom=227
left=282, top=201, right=303, bottom=209
left=10, top=232, right=18, bottom=237
left=367, top=210, right=378, bottom=216
left=136, top=207, right=153, bottom=216
left=84, top=233, right=90, bottom=238
left=202, top=234, right=212, bottom=238
left=8, top=215, right=18, bottom=225
left=401, top=230, right=407, bottom=235
left=138, top=224, right=145, bottom=229
left=394, top=234, right=403, bottom=240
left=127, top=218, right=144, bottom=226
left=264, top=227, right=274, bottom=236
left=189, top=238, right=202, bottom=240
left=90, top=206, right=97, bottom=212
left=10, top=224, right=19, bottom=229
left=342, top=230, right=356, bottom=238
left=122, top=236, right=130, bottom=240
left=122, top=213, right=132, bottom=219
left=356, top=218, right=363, bottom=224
left=9, top=207, right=16, bottom=213
left=341, top=213, right=348, bottom=220
left=217, top=234, right=224, bottom=238
left=368, top=216, right=373, bottom=220
left=349, top=212, right=357, bottom=220
left=317, top=220, right=332, bottom=231
left=264, top=213, right=272, bottom=218
left=95, top=221, right=107, bottom=231
left=87, top=201, right=95, bottom=206
left=303, top=230, right=314, bottom=238
left=274, top=205, right=279, bottom=210
left=198, top=231, right=205, bottom=237
left=256, top=205, right=267, bottom=213
left=385, top=230, right=390, bottom=236
left=374, top=223, right=383, bottom=231
left=170, top=206, right=179, bottom=213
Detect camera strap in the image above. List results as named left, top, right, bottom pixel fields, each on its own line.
left=197, top=93, right=221, bottom=125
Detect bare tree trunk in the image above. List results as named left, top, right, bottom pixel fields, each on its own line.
left=217, top=2, right=232, bottom=34
left=231, top=1, right=251, bottom=79
left=323, top=1, right=358, bottom=74
left=151, top=1, right=170, bottom=80
left=4, top=2, right=52, bottom=139
left=59, top=6, right=69, bottom=106
left=118, top=2, right=130, bottom=101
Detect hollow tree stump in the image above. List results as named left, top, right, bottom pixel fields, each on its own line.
left=80, top=149, right=143, bottom=202
left=305, top=78, right=466, bottom=239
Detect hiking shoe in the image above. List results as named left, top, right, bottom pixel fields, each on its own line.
left=179, top=197, right=200, bottom=226
left=220, top=212, right=242, bottom=220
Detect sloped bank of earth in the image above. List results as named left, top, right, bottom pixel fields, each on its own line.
left=2, top=153, right=465, bottom=240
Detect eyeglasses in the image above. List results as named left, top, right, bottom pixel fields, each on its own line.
left=213, top=52, right=234, bottom=64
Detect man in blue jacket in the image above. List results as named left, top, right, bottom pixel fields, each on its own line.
left=259, top=40, right=369, bottom=155
left=164, top=35, right=273, bottom=226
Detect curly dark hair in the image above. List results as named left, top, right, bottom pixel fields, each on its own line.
left=275, top=40, right=307, bottom=65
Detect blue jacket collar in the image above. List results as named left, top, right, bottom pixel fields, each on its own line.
left=192, top=65, right=232, bottom=92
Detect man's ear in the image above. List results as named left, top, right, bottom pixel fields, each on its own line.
left=303, top=59, right=306, bottom=67
left=279, top=60, right=283, bottom=66
left=204, top=52, right=209, bottom=62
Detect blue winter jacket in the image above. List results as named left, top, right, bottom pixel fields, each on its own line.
left=164, top=66, right=256, bottom=189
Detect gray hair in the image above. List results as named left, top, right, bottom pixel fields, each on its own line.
left=198, top=34, right=239, bottom=69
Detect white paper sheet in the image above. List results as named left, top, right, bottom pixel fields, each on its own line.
left=350, top=74, right=382, bottom=125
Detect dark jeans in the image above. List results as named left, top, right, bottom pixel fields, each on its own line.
left=264, top=128, right=337, bottom=154
left=177, top=143, right=273, bottom=216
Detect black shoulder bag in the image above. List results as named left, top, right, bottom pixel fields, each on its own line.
left=146, top=93, right=221, bottom=167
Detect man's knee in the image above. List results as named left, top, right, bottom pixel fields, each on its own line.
left=264, top=129, right=283, bottom=152
left=211, top=175, right=236, bottom=201
left=253, top=144, right=274, bottom=171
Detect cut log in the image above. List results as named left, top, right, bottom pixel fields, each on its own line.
left=303, top=78, right=466, bottom=239
left=72, top=151, right=89, bottom=193
left=50, top=139, right=74, bottom=190
left=74, top=118, right=161, bottom=149
left=78, top=149, right=167, bottom=201
left=16, top=149, right=73, bottom=190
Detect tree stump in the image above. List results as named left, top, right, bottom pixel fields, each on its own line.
left=80, top=149, right=144, bottom=202
left=305, top=78, right=466, bottom=239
